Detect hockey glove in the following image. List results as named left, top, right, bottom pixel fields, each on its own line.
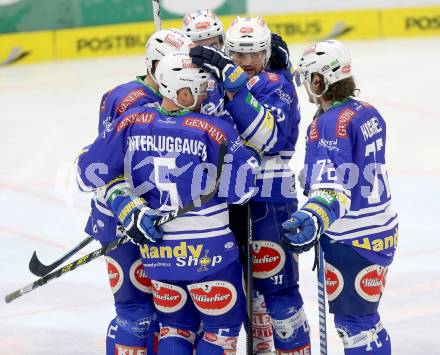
left=111, top=195, right=163, bottom=245
left=282, top=210, right=321, bottom=253
left=282, top=201, right=336, bottom=253
left=190, top=46, right=248, bottom=92
left=268, top=33, right=290, bottom=70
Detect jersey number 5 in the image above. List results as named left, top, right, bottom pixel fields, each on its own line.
left=153, top=157, right=180, bottom=210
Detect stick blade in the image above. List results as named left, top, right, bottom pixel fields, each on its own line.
left=28, top=251, right=51, bottom=277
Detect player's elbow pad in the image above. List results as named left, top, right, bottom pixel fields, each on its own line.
left=75, top=163, right=95, bottom=193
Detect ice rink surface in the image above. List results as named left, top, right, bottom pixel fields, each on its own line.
left=1, top=37, right=440, bottom=354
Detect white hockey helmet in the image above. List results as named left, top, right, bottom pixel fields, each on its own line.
left=182, top=9, right=224, bottom=44
left=145, top=29, right=194, bottom=84
left=295, top=39, right=352, bottom=96
left=155, top=52, right=211, bottom=109
left=224, top=16, right=272, bottom=66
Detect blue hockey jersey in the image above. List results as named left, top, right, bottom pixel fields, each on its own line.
left=98, top=76, right=160, bottom=137
left=77, top=106, right=259, bottom=281
left=225, top=71, right=301, bottom=203
left=200, top=78, right=227, bottom=118
left=83, top=76, right=161, bottom=244
left=303, top=99, right=398, bottom=266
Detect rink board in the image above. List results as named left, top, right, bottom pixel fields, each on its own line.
left=1, top=6, right=439, bottom=65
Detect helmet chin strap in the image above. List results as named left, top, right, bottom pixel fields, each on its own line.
left=305, top=78, right=329, bottom=107
left=147, top=69, right=159, bottom=86
left=262, top=52, right=269, bottom=68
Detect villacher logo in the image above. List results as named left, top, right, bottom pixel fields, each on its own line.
left=129, top=259, right=152, bottom=293
left=106, top=256, right=123, bottom=294
left=188, top=280, right=237, bottom=315
left=152, top=281, right=187, bottom=313
left=252, top=240, right=286, bottom=278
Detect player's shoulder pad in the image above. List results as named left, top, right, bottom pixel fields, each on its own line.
left=246, top=71, right=278, bottom=91
left=101, top=79, right=139, bottom=103
left=322, top=99, right=378, bottom=140
left=348, top=99, right=385, bottom=140
left=334, top=105, right=358, bottom=139
left=307, top=104, right=356, bottom=142
left=307, top=116, right=320, bottom=142
left=113, top=106, right=158, bottom=134
left=248, top=70, right=293, bottom=94
left=101, top=80, right=155, bottom=115
left=246, top=74, right=263, bottom=91
left=181, top=112, right=233, bottom=146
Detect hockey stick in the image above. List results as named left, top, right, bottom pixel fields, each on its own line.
left=151, top=0, right=162, bottom=31
left=316, top=242, right=328, bottom=354
left=28, top=236, right=93, bottom=277
left=245, top=203, right=254, bottom=355
left=0, top=46, right=31, bottom=66
left=318, top=21, right=354, bottom=41
left=5, top=143, right=227, bottom=304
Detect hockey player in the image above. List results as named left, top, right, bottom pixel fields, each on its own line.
left=184, top=12, right=287, bottom=353
left=190, top=16, right=311, bottom=354
left=98, top=28, right=193, bottom=135
left=282, top=39, right=398, bottom=354
left=181, top=9, right=230, bottom=119
left=79, top=29, right=194, bottom=355
left=182, top=9, right=224, bottom=49
left=181, top=8, right=291, bottom=80
left=183, top=9, right=292, bottom=123
left=77, top=52, right=260, bottom=355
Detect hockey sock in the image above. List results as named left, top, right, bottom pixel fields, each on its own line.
left=253, top=292, right=275, bottom=353
left=106, top=317, right=150, bottom=355
left=264, top=287, right=311, bottom=352
left=335, top=314, right=391, bottom=355
left=157, top=326, right=196, bottom=355
left=196, top=327, right=240, bottom=355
